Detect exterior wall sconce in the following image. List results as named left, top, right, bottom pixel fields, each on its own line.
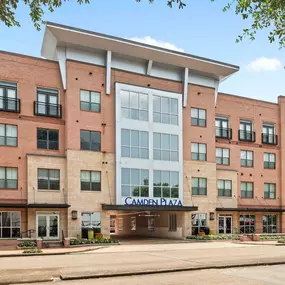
left=210, top=212, right=215, bottom=221
left=71, top=210, right=78, bottom=220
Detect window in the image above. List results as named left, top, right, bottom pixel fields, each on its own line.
left=153, top=170, right=179, bottom=198
left=215, top=116, right=231, bottom=139
left=153, top=95, right=178, bottom=125
left=118, top=217, right=123, bottom=231
left=121, top=90, right=148, bottom=121
left=192, top=213, right=207, bottom=235
left=192, top=178, right=207, bottom=196
left=81, top=171, right=101, bottom=191
left=239, top=119, right=255, bottom=141
left=241, top=182, right=253, bottom=198
left=81, top=212, right=101, bottom=238
left=121, top=168, right=149, bottom=197
left=0, top=124, right=17, bottom=146
left=153, top=133, right=178, bottom=161
left=262, top=123, right=276, bottom=144
left=0, top=167, right=18, bottom=189
left=264, top=183, right=276, bottom=199
left=0, top=212, right=20, bottom=238
left=218, top=180, right=232, bottom=197
left=80, top=90, right=100, bottom=112
left=240, top=215, right=255, bottom=234
left=191, top=143, right=206, bottom=161
left=168, top=214, right=177, bottom=232
left=191, top=108, right=206, bottom=127
left=0, top=81, right=19, bottom=112
left=37, top=129, right=59, bottom=150
left=263, top=215, right=277, bottom=233
left=121, top=129, right=148, bottom=159
left=216, top=148, right=230, bottom=165
left=35, top=88, right=60, bottom=117
left=38, top=169, right=60, bottom=190
left=80, top=130, right=101, bottom=151
left=264, top=153, right=276, bottom=169
left=130, top=217, right=136, bottom=231
left=240, top=150, right=253, bottom=167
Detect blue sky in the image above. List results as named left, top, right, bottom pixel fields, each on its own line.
left=0, top=0, right=284, bottom=103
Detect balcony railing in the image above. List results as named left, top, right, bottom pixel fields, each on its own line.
left=262, top=133, right=278, bottom=145
left=0, top=96, right=20, bottom=113
left=238, top=130, right=256, bottom=142
left=215, top=127, right=232, bottom=139
left=34, top=101, right=62, bottom=118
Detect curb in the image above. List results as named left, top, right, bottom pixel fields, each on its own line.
left=60, top=260, right=285, bottom=281
left=0, top=277, right=53, bottom=285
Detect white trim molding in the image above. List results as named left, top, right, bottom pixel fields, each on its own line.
left=56, top=47, right=67, bottom=90
left=106, top=50, right=112, bottom=95
left=146, top=60, right=153, bottom=76
left=183, top=68, right=189, bottom=107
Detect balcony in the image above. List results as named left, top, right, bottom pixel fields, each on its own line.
left=34, top=101, right=62, bottom=118
left=238, top=130, right=256, bottom=142
left=262, top=133, right=278, bottom=145
left=0, top=97, right=20, bottom=113
left=215, top=127, right=232, bottom=139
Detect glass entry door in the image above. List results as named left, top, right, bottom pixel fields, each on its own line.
left=37, top=214, right=59, bottom=239
left=218, top=215, right=232, bottom=234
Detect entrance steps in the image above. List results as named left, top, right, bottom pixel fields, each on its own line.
left=43, top=240, right=63, bottom=248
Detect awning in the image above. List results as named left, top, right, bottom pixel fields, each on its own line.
left=216, top=207, right=285, bottom=213
left=27, top=204, right=70, bottom=208
left=0, top=203, right=27, bottom=208
left=102, top=204, right=198, bottom=212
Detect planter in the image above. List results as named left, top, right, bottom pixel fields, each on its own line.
left=95, top=233, right=103, bottom=239
left=88, top=230, right=94, bottom=240
left=17, top=246, right=35, bottom=250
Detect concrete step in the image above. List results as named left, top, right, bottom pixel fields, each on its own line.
left=43, top=240, right=63, bottom=248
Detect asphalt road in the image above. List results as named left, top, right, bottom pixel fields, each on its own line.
left=15, top=265, right=285, bottom=285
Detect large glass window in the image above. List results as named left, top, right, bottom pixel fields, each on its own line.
left=240, top=150, right=253, bottom=167
left=37, top=129, right=59, bottom=150
left=0, top=212, right=20, bottom=238
left=121, top=129, right=148, bottom=159
left=81, top=171, right=101, bottom=191
left=240, top=215, right=255, bottom=234
left=218, top=180, right=232, bottom=197
left=121, top=168, right=149, bottom=197
left=81, top=212, right=101, bottom=238
left=0, top=124, right=17, bottom=146
left=153, top=95, right=178, bottom=125
left=153, top=170, right=179, bottom=198
left=216, top=148, right=230, bottom=165
left=241, top=182, right=254, bottom=198
left=263, top=215, right=277, bottom=233
left=153, top=133, right=178, bottom=161
left=192, top=178, right=207, bottom=196
left=80, top=130, right=101, bottom=151
left=264, top=153, right=276, bottom=169
left=80, top=90, right=100, bottom=112
left=121, top=90, right=148, bottom=121
left=191, top=108, right=206, bottom=127
left=191, top=143, right=206, bottom=161
left=264, top=183, right=276, bottom=199
left=38, top=169, right=60, bottom=190
left=192, top=213, right=207, bottom=235
left=0, top=167, right=18, bottom=189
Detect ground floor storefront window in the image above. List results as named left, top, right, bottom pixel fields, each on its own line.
left=240, top=215, right=255, bottom=234
left=0, top=212, right=20, bottom=238
left=263, top=215, right=277, bottom=233
left=81, top=212, right=101, bottom=238
left=192, top=213, right=207, bottom=235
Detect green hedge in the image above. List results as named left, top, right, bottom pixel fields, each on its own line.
left=70, top=238, right=119, bottom=246
left=260, top=235, right=285, bottom=240
left=18, top=241, right=36, bottom=248
left=186, top=234, right=240, bottom=241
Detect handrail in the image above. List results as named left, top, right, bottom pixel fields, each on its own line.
left=215, top=127, right=232, bottom=139
left=262, top=133, right=278, bottom=145
left=34, top=101, right=62, bottom=118
left=238, top=130, right=256, bottom=142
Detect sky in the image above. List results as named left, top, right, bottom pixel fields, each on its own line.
left=0, top=0, right=284, bottom=103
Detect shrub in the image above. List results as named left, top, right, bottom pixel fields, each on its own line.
left=18, top=241, right=36, bottom=248
left=23, top=248, right=42, bottom=254
left=260, top=235, right=285, bottom=241
left=186, top=234, right=240, bottom=241
left=70, top=237, right=119, bottom=246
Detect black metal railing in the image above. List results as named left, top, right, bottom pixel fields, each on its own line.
left=238, top=130, right=256, bottom=142
left=34, top=101, right=62, bottom=118
left=0, top=96, right=20, bottom=113
left=262, top=133, right=278, bottom=145
left=215, top=127, right=232, bottom=139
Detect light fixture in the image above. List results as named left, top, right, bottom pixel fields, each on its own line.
left=71, top=210, right=78, bottom=220
left=210, top=212, right=215, bottom=221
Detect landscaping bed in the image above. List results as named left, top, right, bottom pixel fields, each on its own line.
left=70, top=237, right=120, bottom=246
left=186, top=234, right=240, bottom=241
left=260, top=235, right=285, bottom=241
left=17, top=240, right=37, bottom=250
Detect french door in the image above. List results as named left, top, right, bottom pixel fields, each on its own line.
left=218, top=215, right=232, bottom=234
left=37, top=214, right=59, bottom=239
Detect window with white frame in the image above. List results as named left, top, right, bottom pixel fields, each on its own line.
left=80, top=90, right=100, bottom=112
left=216, top=148, right=230, bottom=165
left=121, top=168, right=149, bottom=197
left=264, top=153, right=276, bottom=169
left=153, top=133, right=178, bottom=161
left=153, top=170, right=179, bottom=198
left=241, top=182, right=253, bottom=198
left=218, top=179, right=232, bottom=197
left=0, top=212, right=20, bottom=238
left=264, top=183, right=276, bottom=199
left=81, top=212, right=101, bottom=238
left=153, top=95, right=178, bottom=125
left=191, top=143, right=206, bottom=161
left=121, top=90, right=148, bottom=121
left=263, top=215, right=277, bottom=233
left=191, top=108, right=206, bottom=127
left=192, top=178, right=207, bottom=196
left=121, top=129, right=149, bottom=159
left=192, top=213, right=207, bottom=235
left=81, top=171, right=101, bottom=191
left=240, top=150, right=253, bottom=167
left=0, top=167, right=18, bottom=189
left=0, top=124, right=17, bottom=147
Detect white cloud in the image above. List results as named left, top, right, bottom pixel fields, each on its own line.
left=246, top=57, right=282, bottom=72
left=129, top=36, right=184, bottom=52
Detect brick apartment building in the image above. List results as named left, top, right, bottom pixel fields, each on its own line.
left=0, top=22, right=284, bottom=247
